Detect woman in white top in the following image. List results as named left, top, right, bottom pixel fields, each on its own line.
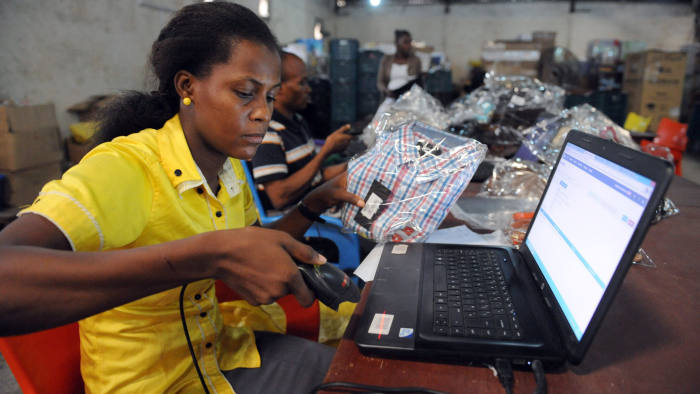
left=375, top=30, right=422, bottom=115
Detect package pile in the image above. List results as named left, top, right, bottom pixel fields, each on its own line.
left=446, top=74, right=565, bottom=156
left=521, top=103, right=638, bottom=165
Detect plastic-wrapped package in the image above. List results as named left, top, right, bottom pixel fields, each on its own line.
left=449, top=157, right=547, bottom=240
left=652, top=197, right=680, bottom=224
left=360, top=85, right=450, bottom=149
left=447, top=89, right=497, bottom=125
left=521, top=103, right=639, bottom=165
left=390, top=84, right=451, bottom=130
left=485, top=74, right=565, bottom=116
left=478, top=158, right=550, bottom=199
left=342, top=121, right=486, bottom=243
left=450, top=195, right=538, bottom=233
left=447, top=73, right=565, bottom=127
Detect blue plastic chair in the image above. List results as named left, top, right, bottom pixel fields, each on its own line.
left=240, top=161, right=361, bottom=273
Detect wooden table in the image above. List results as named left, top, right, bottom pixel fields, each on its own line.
left=323, top=176, right=700, bottom=393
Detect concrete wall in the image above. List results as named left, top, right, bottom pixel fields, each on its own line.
left=1, top=0, right=176, bottom=136
left=331, top=2, right=694, bottom=82
left=0, top=0, right=695, bottom=135
left=0, top=0, right=331, bottom=136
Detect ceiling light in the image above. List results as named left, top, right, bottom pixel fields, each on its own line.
left=258, top=0, right=269, bottom=18
left=314, top=22, right=323, bottom=40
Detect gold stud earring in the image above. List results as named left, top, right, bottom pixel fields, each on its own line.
left=182, top=97, right=192, bottom=106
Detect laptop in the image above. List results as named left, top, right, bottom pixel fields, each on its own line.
left=354, top=130, right=674, bottom=367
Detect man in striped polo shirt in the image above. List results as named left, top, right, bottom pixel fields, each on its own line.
left=251, top=52, right=353, bottom=212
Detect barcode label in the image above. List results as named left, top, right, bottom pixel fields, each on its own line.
left=368, top=313, right=394, bottom=335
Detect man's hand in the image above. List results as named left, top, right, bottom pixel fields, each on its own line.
left=202, top=227, right=326, bottom=307
left=322, top=124, right=353, bottom=155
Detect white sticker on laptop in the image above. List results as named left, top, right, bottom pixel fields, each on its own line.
left=368, top=313, right=394, bottom=335
left=398, top=327, right=414, bottom=338
left=391, top=244, right=408, bottom=255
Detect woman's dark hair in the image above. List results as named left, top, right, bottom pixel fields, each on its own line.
left=394, top=30, right=411, bottom=42
left=97, top=1, right=279, bottom=141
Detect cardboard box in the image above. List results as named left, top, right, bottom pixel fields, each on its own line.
left=66, top=95, right=115, bottom=122
left=482, top=61, right=539, bottom=78
left=482, top=40, right=542, bottom=62
left=482, top=40, right=542, bottom=77
left=3, top=161, right=62, bottom=207
left=623, top=50, right=687, bottom=131
left=532, top=31, right=556, bottom=49
left=0, top=104, right=64, bottom=171
left=66, top=137, right=99, bottom=165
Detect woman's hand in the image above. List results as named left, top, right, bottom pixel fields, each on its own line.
left=200, top=227, right=327, bottom=307
left=301, top=170, right=364, bottom=214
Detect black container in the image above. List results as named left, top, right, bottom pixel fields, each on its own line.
left=330, top=39, right=359, bottom=127
left=300, top=76, right=332, bottom=139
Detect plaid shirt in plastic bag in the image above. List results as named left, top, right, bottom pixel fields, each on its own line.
left=341, top=121, right=486, bottom=242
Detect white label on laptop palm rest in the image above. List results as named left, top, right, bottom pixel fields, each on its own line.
left=392, top=244, right=408, bottom=254
left=368, top=313, right=394, bottom=335
left=398, top=328, right=414, bottom=338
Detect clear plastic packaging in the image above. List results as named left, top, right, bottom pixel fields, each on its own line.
left=478, top=158, right=550, bottom=200
left=450, top=196, right=538, bottom=233
left=342, top=121, right=487, bottom=243
left=521, top=104, right=639, bottom=165
left=449, top=157, right=548, bottom=241
left=447, top=73, right=565, bottom=127
left=390, top=84, right=450, bottom=131
left=360, top=85, right=450, bottom=150
left=632, top=198, right=679, bottom=268
left=445, top=74, right=565, bottom=157
left=652, top=197, right=680, bottom=224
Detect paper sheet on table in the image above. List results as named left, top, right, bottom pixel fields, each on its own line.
left=353, top=225, right=508, bottom=282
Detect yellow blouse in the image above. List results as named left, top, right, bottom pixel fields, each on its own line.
left=22, top=115, right=263, bottom=393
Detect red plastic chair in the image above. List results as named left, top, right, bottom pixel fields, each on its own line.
left=0, top=323, right=83, bottom=394
left=0, top=282, right=320, bottom=394
left=641, top=118, right=688, bottom=176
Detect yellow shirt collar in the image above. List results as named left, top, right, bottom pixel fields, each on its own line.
left=157, top=114, right=241, bottom=197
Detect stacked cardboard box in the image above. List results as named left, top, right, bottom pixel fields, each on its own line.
left=623, top=50, right=687, bottom=131
left=0, top=104, right=64, bottom=207
left=482, top=40, right=542, bottom=78
left=66, top=95, right=114, bottom=164
left=481, top=32, right=556, bottom=78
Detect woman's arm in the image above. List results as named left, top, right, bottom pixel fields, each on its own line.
left=270, top=171, right=364, bottom=239
left=376, top=55, right=391, bottom=97
left=0, top=214, right=323, bottom=336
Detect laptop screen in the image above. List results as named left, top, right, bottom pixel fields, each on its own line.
left=524, top=142, right=656, bottom=340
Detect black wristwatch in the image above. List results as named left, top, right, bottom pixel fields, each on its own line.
left=297, top=201, right=326, bottom=223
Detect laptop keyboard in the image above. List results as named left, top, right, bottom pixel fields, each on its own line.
left=432, top=247, right=522, bottom=340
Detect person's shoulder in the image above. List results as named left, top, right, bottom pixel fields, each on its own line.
left=268, top=120, right=286, bottom=132
left=85, top=129, right=159, bottom=167
left=261, top=129, right=283, bottom=146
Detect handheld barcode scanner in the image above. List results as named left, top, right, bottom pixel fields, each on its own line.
left=297, top=262, right=361, bottom=310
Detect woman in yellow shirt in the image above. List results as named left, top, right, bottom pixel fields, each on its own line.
left=0, top=3, right=363, bottom=393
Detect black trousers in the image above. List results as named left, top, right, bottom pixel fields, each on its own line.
left=223, top=331, right=335, bottom=394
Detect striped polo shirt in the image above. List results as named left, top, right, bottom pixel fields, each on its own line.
left=251, top=111, right=322, bottom=210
